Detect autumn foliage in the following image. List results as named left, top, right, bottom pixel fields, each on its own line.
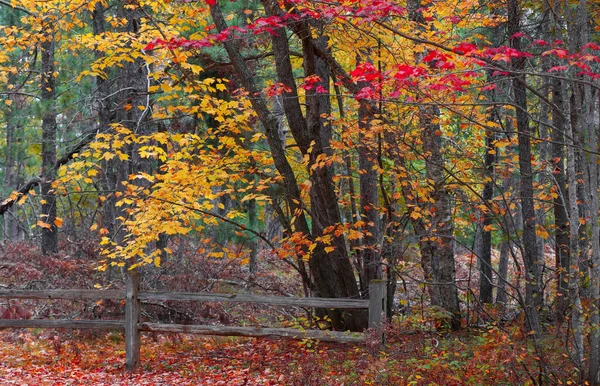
left=2, top=0, right=600, bottom=383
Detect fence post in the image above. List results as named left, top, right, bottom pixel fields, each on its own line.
left=368, top=280, right=386, bottom=345
left=125, top=271, right=141, bottom=371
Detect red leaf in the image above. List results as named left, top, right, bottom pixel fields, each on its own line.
left=350, top=62, right=382, bottom=82
left=393, top=64, right=426, bottom=79
left=542, top=49, right=569, bottom=58
left=206, top=0, right=216, bottom=5
left=447, top=16, right=462, bottom=24
left=422, top=51, right=440, bottom=63
left=453, top=42, right=477, bottom=55
left=583, top=42, right=600, bottom=51
left=481, top=84, right=497, bottom=91
left=547, top=65, right=567, bottom=72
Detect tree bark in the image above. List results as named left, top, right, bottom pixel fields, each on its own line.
left=418, top=105, right=461, bottom=329
left=40, top=25, right=58, bottom=255
left=479, top=103, right=498, bottom=305
left=507, top=0, right=541, bottom=337
left=550, top=77, right=569, bottom=323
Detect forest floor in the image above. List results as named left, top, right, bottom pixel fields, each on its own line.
left=0, top=243, right=580, bottom=385
left=0, top=325, right=578, bottom=385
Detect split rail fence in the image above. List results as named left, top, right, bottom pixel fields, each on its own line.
left=0, top=273, right=386, bottom=371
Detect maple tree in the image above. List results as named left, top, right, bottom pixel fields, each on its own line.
left=3, top=0, right=600, bottom=382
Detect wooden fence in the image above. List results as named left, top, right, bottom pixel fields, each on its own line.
left=0, top=274, right=386, bottom=371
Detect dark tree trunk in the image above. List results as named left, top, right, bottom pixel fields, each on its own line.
left=550, top=77, right=569, bottom=323
left=507, top=0, right=541, bottom=337
left=40, top=27, right=58, bottom=255
left=479, top=119, right=497, bottom=305
left=358, top=86, right=382, bottom=290
left=478, top=20, right=502, bottom=305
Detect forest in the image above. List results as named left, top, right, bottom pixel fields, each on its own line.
left=0, top=0, right=600, bottom=384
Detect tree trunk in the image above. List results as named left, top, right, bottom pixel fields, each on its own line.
left=507, top=0, right=541, bottom=337
left=419, top=105, right=461, bottom=329
left=406, top=0, right=461, bottom=330
left=210, top=3, right=366, bottom=331
left=40, top=26, right=58, bottom=255
left=479, top=115, right=497, bottom=305
left=566, top=90, right=585, bottom=371
left=248, top=197, right=258, bottom=274
left=3, top=92, right=22, bottom=241
left=358, top=82, right=382, bottom=289
left=496, top=237, right=509, bottom=306
left=550, top=77, right=570, bottom=323
left=586, top=93, right=600, bottom=383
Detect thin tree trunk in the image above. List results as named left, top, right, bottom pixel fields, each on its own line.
left=496, top=237, right=509, bottom=306
left=564, top=81, right=585, bottom=370
left=479, top=115, right=497, bottom=305
left=3, top=92, right=21, bottom=241
left=248, top=197, right=258, bottom=274
left=551, top=77, right=570, bottom=323
left=358, top=77, right=382, bottom=288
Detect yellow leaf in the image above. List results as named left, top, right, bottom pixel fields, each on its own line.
left=36, top=220, right=52, bottom=229
left=90, top=223, right=98, bottom=231
left=410, top=211, right=422, bottom=220
left=536, top=225, right=550, bottom=239
left=324, top=246, right=336, bottom=253
left=153, top=256, right=161, bottom=267
left=17, top=195, right=28, bottom=206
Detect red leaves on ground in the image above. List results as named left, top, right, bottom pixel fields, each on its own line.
left=0, top=327, right=579, bottom=385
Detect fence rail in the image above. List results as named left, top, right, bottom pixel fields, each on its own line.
left=0, top=275, right=386, bottom=371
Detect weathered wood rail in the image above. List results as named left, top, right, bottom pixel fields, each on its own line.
left=0, top=274, right=386, bottom=371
